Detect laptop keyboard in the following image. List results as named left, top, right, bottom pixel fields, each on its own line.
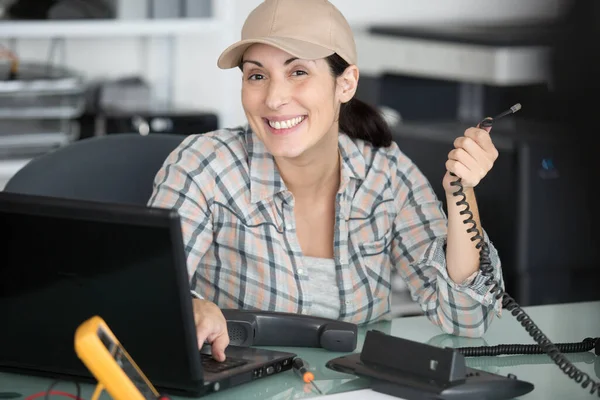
left=200, top=353, right=248, bottom=373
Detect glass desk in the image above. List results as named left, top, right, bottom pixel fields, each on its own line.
left=1, top=301, right=598, bottom=399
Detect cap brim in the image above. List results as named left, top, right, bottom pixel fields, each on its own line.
left=217, top=36, right=335, bottom=69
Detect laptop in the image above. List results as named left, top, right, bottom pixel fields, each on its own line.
left=0, top=192, right=297, bottom=397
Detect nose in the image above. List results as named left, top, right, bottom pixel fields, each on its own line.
left=265, top=77, right=290, bottom=110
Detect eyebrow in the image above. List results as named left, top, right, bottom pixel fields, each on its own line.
left=241, top=57, right=299, bottom=68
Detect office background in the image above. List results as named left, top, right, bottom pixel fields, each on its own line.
left=0, top=0, right=597, bottom=316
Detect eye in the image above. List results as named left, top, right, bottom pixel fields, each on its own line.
left=291, top=70, right=308, bottom=77
left=248, top=73, right=265, bottom=80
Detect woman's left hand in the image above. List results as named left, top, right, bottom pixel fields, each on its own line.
left=442, top=123, right=499, bottom=194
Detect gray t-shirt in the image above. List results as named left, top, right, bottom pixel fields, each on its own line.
left=303, top=256, right=340, bottom=320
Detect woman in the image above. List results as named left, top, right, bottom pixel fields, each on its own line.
left=148, top=0, right=505, bottom=362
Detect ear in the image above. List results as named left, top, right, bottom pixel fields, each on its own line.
left=336, top=65, right=359, bottom=104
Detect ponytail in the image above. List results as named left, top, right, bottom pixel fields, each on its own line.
left=326, top=53, right=393, bottom=148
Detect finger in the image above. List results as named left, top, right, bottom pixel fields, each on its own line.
left=211, top=332, right=230, bottom=362
left=448, top=148, right=481, bottom=177
left=195, top=322, right=213, bottom=350
left=454, top=136, right=495, bottom=171
left=445, top=159, right=478, bottom=186
left=477, top=117, right=493, bottom=133
left=464, top=127, right=497, bottom=158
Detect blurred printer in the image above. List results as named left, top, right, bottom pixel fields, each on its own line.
left=355, top=22, right=599, bottom=306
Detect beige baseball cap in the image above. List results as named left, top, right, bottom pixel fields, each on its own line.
left=217, top=0, right=357, bottom=69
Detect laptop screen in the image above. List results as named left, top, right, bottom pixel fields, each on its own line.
left=0, top=193, right=202, bottom=391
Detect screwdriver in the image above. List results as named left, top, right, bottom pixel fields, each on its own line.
left=292, top=358, right=322, bottom=395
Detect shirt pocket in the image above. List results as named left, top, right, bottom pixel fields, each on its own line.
left=357, top=228, right=393, bottom=320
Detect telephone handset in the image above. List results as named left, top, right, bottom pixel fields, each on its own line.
left=452, top=103, right=600, bottom=397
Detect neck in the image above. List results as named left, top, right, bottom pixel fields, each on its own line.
left=275, top=132, right=341, bottom=201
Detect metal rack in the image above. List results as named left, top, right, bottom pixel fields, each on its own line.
left=0, top=0, right=238, bottom=189
left=0, top=62, right=85, bottom=118
left=0, top=61, right=85, bottom=161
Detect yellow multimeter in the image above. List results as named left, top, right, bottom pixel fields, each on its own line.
left=74, top=316, right=168, bottom=400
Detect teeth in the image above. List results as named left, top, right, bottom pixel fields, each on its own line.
left=268, top=116, right=304, bottom=129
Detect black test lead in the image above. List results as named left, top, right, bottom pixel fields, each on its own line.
left=292, top=358, right=322, bottom=395
left=479, top=103, right=521, bottom=128
left=494, top=102, right=521, bottom=120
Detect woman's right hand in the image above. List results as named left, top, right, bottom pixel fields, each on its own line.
left=192, top=298, right=230, bottom=361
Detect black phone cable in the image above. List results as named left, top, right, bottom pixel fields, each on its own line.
left=449, top=103, right=600, bottom=397
left=458, top=337, right=600, bottom=357
left=465, top=351, right=598, bottom=370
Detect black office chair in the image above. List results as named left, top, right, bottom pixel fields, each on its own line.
left=3, top=133, right=187, bottom=205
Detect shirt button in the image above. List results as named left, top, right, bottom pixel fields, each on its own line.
left=297, top=269, right=304, bottom=275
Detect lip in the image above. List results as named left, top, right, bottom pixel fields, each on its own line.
left=263, top=115, right=307, bottom=136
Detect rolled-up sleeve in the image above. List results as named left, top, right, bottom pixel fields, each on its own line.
left=390, top=155, right=504, bottom=338
left=147, top=135, right=215, bottom=297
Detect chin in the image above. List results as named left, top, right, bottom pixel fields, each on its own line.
left=263, top=140, right=308, bottom=159
left=251, top=125, right=308, bottom=159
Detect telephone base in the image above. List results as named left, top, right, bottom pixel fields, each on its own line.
left=325, top=330, right=535, bottom=400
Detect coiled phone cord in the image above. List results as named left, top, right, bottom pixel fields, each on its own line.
left=457, top=336, right=599, bottom=357
left=465, top=351, right=598, bottom=370
left=449, top=103, right=600, bottom=397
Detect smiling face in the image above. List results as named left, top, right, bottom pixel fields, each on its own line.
left=240, top=44, right=356, bottom=160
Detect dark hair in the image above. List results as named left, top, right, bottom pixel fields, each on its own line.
left=325, top=53, right=393, bottom=147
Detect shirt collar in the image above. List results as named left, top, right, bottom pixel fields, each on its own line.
left=337, top=132, right=366, bottom=183
left=247, top=126, right=367, bottom=204
left=246, top=127, right=287, bottom=204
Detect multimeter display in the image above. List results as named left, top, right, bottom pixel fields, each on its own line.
left=97, top=326, right=158, bottom=400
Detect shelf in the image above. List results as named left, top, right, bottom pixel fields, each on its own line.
left=0, top=18, right=223, bottom=38
left=354, top=31, right=550, bottom=86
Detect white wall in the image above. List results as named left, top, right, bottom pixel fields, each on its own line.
left=331, top=0, right=566, bottom=26
left=3, top=0, right=568, bottom=130
left=234, top=0, right=566, bottom=27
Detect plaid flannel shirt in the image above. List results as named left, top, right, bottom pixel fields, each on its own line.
left=148, top=125, right=504, bottom=337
